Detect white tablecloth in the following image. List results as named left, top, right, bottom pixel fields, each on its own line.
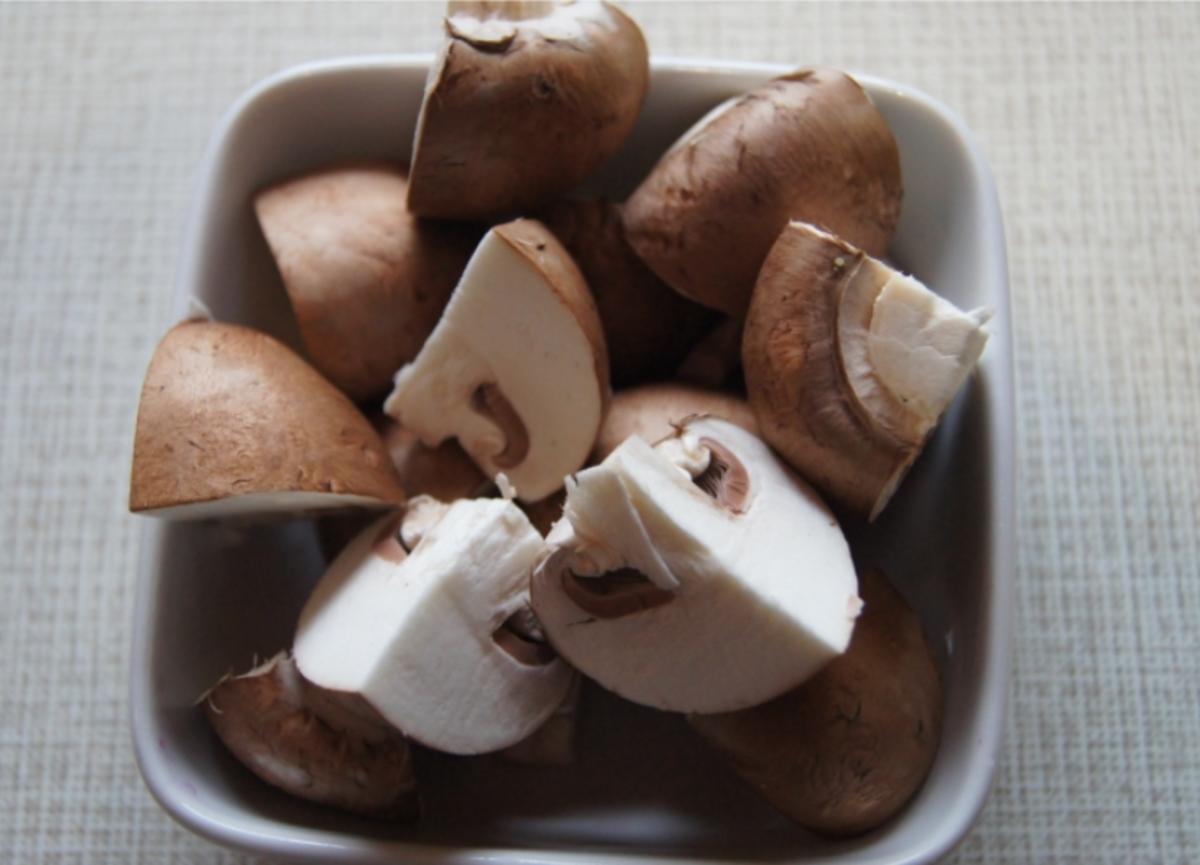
left=1, top=2, right=1196, bottom=862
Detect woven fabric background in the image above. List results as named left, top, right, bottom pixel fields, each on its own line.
left=1, top=2, right=1197, bottom=862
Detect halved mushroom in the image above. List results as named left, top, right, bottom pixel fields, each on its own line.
left=541, top=199, right=716, bottom=387
left=743, top=222, right=990, bottom=519
left=407, top=1, right=649, bottom=220
left=688, top=568, right=943, bottom=836
left=294, top=500, right=574, bottom=754
left=384, top=219, right=609, bottom=503
left=531, top=417, right=859, bottom=714
left=591, top=382, right=758, bottom=463
left=129, top=320, right=405, bottom=519
left=255, top=163, right=478, bottom=402
left=203, top=652, right=418, bottom=821
left=623, top=69, right=902, bottom=316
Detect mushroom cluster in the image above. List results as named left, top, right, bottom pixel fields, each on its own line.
left=130, top=0, right=990, bottom=839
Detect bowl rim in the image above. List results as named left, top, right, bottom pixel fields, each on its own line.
left=130, top=52, right=1015, bottom=865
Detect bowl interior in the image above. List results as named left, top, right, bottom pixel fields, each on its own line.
left=133, top=57, right=1012, bottom=864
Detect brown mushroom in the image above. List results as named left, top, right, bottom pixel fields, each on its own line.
left=384, top=219, right=609, bottom=503
left=623, top=68, right=902, bottom=317
left=203, top=653, right=419, bottom=821
left=407, top=1, right=649, bottom=220
left=129, top=320, right=405, bottom=519
left=688, top=568, right=943, bottom=836
left=743, top=222, right=989, bottom=519
left=255, top=163, right=478, bottom=401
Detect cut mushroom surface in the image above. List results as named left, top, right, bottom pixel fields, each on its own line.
left=129, top=320, right=404, bottom=519
left=255, top=163, right=477, bottom=401
left=203, top=652, right=418, bottom=821
left=743, top=221, right=990, bottom=519
left=688, top=568, right=943, bottom=836
left=384, top=219, right=608, bottom=503
left=294, top=500, right=574, bottom=754
left=531, top=417, right=860, bottom=714
left=622, top=68, right=902, bottom=317
left=407, top=1, right=649, bottom=220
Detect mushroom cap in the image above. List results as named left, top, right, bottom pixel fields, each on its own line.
left=743, top=222, right=989, bottom=518
left=255, top=163, right=478, bottom=402
left=541, top=199, right=716, bottom=387
left=129, top=320, right=405, bottom=519
left=592, top=382, right=758, bottom=463
left=294, top=501, right=574, bottom=754
left=203, top=653, right=418, bottom=821
left=408, top=1, right=649, bottom=220
left=384, top=219, right=609, bottom=503
left=531, top=418, right=860, bottom=714
left=623, top=68, right=902, bottom=317
left=688, top=568, right=943, bottom=836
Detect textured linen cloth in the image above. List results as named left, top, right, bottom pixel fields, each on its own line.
left=1, top=2, right=1197, bottom=862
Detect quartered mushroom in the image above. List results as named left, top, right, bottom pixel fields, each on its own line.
left=129, top=320, right=404, bottom=519
left=743, top=221, right=990, bottom=519
left=203, top=652, right=419, bottom=821
left=293, top=499, right=574, bottom=755
left=407, top=0, right=649, bottom=220
left=591, top=382, right=758, bottom=463
left=384, top=219, right=609, bottom=503
left=688, top=568, right=943, bottom=836
left=255, top=163, right=477, bottom=402
left=531, top=417, right=860, bottom=714
left=623, top=68, right=902, bottom=316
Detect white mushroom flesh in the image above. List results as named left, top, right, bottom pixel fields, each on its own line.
left=532, top=418, right=860, bottom=714
left=294, top=500, right=573, bottom=754
left=384, top=228, right=603, bottom=502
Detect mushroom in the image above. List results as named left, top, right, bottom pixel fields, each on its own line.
left=129, top=320, right=405, bottom=519
left=255, top=163, right=478, bottom=401
left=293, top=500, right=574, bottom=754
left=688, top=568, right=943, bottom=836
left=384, top=219, right=609, bottom=503
left=591, top=382, right=758, bottom=463
left=743, top=221, right=990, bottom=519
left=541, top=199, right=716, bottom=387
left=531, top=417, right=860, bottom=714
left=622, top=68, right=902, bottom=316
left=203, top=652, right=418, bottom=821
left=406, top=1, right=649, bottom=221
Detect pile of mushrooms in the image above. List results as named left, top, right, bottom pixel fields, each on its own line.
left=131, top=0, right=990, bottom=838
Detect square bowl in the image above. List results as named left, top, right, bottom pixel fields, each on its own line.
left=131, top=55, right=1014, bottom=864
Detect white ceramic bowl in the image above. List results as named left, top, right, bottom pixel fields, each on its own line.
left=131, top=55, right=1014, bottom=864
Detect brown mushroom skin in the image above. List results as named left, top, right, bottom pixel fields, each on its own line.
left=623, top=68, right=901, bottom=317
left=129, top=321, right=405, bottom=514
left=407, top=2, right=649, bottom=221
left=688, top=569, right=942, bottom=836
left=204, top=654, right=419, bottom=821
left=255, top=163, right=479, bottom=402
left=743, top=224, right=913, bottom=518
left=591, top=382, right=758, bottom=463
left=541, top=200, right=716, bottom=387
